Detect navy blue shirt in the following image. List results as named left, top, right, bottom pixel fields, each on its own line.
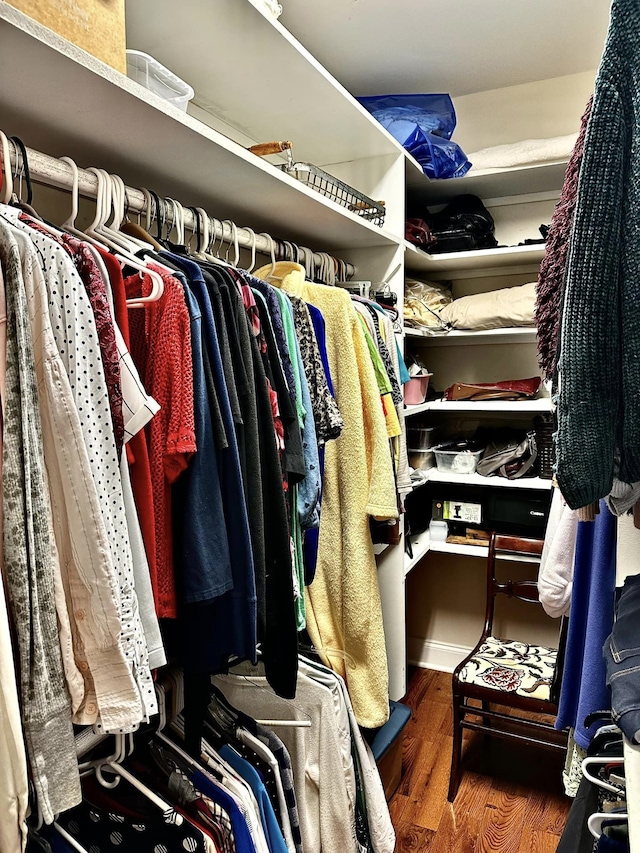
left=173, top=285, right=232, bottom=604
left=162, top=253, right=257, bottom=671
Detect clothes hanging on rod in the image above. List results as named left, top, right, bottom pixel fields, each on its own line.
left=38, top=658, right=395, bottom=853
left=252, top=261, right=402, bottom=729
left=0, top=137, right=406, bottom=848
left=4, top=140, right=357, bottom=283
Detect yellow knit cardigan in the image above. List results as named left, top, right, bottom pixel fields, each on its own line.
left=254, top=263, right=398, bottom=727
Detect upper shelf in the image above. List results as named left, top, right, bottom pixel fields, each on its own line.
left=0, top=3, right=400, bottom=252
left=405, top=327, right=537, bottom=346
left=406, top=156, right=568, bottom=206
left=125, top=0, right=406, bottom=169
left=404, top=241, right=545, bottom=278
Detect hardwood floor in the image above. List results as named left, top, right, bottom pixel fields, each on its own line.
left=390, top=669, right=571, bottom=853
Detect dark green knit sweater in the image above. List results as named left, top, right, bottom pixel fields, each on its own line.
left=556, top=0, right=640, bottom=509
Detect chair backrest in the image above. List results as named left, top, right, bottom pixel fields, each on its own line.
left=482, top=533, right=544, bottom=639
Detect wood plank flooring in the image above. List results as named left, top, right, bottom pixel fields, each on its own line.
left=390, top=669, right=571, bottom=853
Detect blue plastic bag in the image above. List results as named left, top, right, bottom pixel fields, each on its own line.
left=358, top=93, right=471, bottom=180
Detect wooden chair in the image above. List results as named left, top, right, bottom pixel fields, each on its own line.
left=448, top=533, right=567, bottom=801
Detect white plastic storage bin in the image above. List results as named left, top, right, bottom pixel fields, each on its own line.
left=433, top=443, right=483, bottom=475
left=126, top=50, right=194, bottom=112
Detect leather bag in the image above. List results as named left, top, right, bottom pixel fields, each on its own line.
left=444, top=377, right=541, bottom=402
left=476, top=430, right=538, bottom=480
left=405, top=218, right=437, bottom=249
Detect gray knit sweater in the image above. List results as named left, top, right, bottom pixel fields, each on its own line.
left=556, top=0, right=640, bottom=509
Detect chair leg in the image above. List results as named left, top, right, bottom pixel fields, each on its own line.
left=448, top=694, right=463, bottom=802
left=482, top=700, right=491, bottom=728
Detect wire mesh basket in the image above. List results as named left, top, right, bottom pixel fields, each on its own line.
left=249, top=141, right=386, bottom=227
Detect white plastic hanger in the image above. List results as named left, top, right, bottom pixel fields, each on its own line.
left=196, top=207, right=209, bottom=255
left=300, top=246, right=314, bottom=280
left=204, top=217, right=234, bottom=267
left=96, top=761, right=184, bottom=824
left=244, top=227, right=257, bottom=273
left=588, top=811, right=628, bottom=839
left=84, top=168, right=163, bottom=308
left=581, top=756, right=625, bottom=794
left=60, top=156, right=79, bottom=228
left=166, top=197, right=186, bottom=245
left=222, top=219, right=240, bottom=267
left=259, top=232, right=277, bottom=278
left=140, top=187, right=153, bottom=232
left=111, top=174, right=154, bottom=251
left=53, top=823, right=90, bottom=853
left=0, top=131, right=13, bottom=205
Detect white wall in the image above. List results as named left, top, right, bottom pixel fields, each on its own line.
left=452, top=70, right=596, bottom=154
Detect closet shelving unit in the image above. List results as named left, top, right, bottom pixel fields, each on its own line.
left=402, top=144, right=563, bottom=676
left=0, top=0, right=565, bottom=699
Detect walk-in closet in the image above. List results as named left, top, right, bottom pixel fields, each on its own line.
left=0, top=1, right=634, bottom=851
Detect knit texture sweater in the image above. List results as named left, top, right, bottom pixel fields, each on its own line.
left=556, top=0, right=640, bottom=509
left=536, top=96, right=592, bottom=381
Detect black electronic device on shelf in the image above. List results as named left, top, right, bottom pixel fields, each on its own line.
left=405, top=481, right=551, bottom=539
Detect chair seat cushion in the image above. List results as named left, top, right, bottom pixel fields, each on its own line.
left=458, top=637, right=557, bottom=701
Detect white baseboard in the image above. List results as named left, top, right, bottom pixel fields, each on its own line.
left=407, top=637, right=473, bottom=673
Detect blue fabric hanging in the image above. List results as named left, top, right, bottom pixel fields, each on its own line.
left=556, top=500, right=617, bottom=748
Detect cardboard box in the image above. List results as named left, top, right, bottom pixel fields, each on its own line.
left=7, top=0, right=126, bottom=73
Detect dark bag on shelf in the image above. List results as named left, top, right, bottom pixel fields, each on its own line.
left=405, top=218, right=437, bottom=249
left=425, top=194, right=498, bottom=254
left=476, top=429, right=538, bottom=480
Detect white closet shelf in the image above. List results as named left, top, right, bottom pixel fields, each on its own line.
left=0, top=2, right=400, bottom=252
left=404, top=531, right=431, bottom=576
left=404, top=327, right=537, bottom=346
left=125, top=0, right=407, bottom=168
left=404, top=532, right=542, bottom=575
left=405, top=156, right=569, bottom=205
left=424, top=470, right=552, bottom=490
left=404, top=398, right=552, bottom=416
left=404, top=241, right=545, bottom=278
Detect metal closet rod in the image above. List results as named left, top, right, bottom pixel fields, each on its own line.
left=6, top=140, right=356, bottom=277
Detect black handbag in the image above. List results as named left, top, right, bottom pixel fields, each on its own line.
left=425, top=194, right=498, bottom=254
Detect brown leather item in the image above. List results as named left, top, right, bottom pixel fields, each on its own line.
left=444, top=377, right=541, bottom=402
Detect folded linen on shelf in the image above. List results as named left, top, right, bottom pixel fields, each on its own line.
left=467, top=134, right=579, bottom=171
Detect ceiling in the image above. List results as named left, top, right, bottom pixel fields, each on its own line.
left=279, top=0, right=612, bottom=97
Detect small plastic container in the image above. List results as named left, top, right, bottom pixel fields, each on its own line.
left=126, top=50, right=195, bottom=112
left=433, top=442, right=484, bottom=475
left=408, top=448, right=435, bottom=471
left=429, top=520, right=449, bottom=542
left=407, top=426, right=437, bottom=449
left=404, top=373, right=433, bottom=405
